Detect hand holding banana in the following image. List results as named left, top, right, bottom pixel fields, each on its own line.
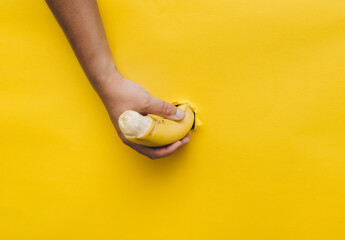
left=119, top=103, right=195, bottom=147
left=99, top=75, right=192, bottom=159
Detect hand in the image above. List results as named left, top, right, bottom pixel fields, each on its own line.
left=99, top=73, right=191, bottom=159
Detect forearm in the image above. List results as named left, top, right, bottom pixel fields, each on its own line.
left=46, top=0, right=120, bottom=96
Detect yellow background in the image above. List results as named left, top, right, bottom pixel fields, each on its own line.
left=1, top=0, right=345, bottom=239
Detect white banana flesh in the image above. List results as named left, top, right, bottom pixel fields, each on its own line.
left=118, top=111, right=154, bottom=138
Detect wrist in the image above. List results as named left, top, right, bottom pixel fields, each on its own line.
left=92, top=66, right=124, bottom=105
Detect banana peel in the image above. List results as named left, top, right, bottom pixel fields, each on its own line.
left=118, top=101, right=203, bottom=147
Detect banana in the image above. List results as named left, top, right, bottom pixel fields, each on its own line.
left=118, top=103, right=195, bottom=147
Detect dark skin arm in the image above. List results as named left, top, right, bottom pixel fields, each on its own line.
left=45, top=0, right=190, bottom=159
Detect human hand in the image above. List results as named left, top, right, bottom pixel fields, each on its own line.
left=99, top=73, right=191, bottom=159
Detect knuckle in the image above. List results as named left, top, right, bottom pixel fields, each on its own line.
left=148, top=154, right=157, bottom=160
left=160, top=101, right=174, bottom=116
left=155, top=151, right=167, bottom=159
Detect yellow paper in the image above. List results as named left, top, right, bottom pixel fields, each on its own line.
left=1, top=0, right=345, bottom=239
left=172, top=100, right=203, bottom=130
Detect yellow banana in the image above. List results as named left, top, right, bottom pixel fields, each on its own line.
left=118, top=103, right=195, bottom=147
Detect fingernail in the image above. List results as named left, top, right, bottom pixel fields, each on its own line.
left=176, top=108, right=185, bottom=119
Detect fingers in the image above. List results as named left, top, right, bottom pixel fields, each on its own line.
left=127, top=133, right=191, bottom=159
left=146, top=96, right=185, bottom=121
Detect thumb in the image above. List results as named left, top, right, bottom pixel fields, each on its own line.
left=146, top=96, right=185, bottom=121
